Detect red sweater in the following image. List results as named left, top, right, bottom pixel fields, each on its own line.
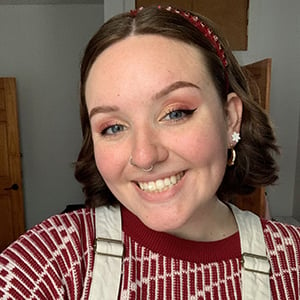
left=0, top=207, right=299, bottom=299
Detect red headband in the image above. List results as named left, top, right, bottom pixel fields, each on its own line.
left=130, top=6, right=229, bottom=70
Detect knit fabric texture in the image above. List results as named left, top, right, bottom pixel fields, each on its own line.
left=0, top=207, right=299, bottom=299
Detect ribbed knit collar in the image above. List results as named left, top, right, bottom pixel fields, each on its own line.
left=121, top=206, right=241, bottom=264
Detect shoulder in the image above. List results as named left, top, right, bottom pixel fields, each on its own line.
left=25, top=207, right=96, bottom=245
left=261, top=219, right=300, bottom=265
left=261, top=219, right=300, bottom=298
left=0, top=208, right=96, bottom=298
left=43, top=207, right=96, bottom=234
left=261, top=218, right=300, bottom=255
left=261, top=218, right=300, bottom=245
left=0, top=208, right=96, bottom=267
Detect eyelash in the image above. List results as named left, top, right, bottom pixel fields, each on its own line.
left=162, top=108, right=197, bottom=122
left=100, top=123, right=126, bottom=136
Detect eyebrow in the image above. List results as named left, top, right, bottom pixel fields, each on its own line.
left=153, top=80, right=201, bottom=100
left=89, top=81, right=200, bottom=119
left=89, top=105, right=119, bottom=119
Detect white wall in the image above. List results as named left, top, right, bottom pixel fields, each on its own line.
left=0, top=3, right=103, bottom=229
left=234, top=0, right=300, bottom=217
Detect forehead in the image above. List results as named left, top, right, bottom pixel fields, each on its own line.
left=85, top=35, right=212, bottom=101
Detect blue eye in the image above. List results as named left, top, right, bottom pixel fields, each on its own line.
left=164, top=108, right=197, bottom=121
left=168, top=110, right=185, bottom=120
left=101, top=124, right=125, bottom=136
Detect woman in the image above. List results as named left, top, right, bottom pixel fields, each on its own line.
left=0, top=6, right=299, bottom=299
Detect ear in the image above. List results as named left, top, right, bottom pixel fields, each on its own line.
left=225, top=92, right=243, bottom=146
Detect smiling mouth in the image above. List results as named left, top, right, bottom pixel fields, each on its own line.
left=137, top=172, right=185, bottom=192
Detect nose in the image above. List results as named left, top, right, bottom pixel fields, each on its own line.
left=130, top=126, right=168, bottom=170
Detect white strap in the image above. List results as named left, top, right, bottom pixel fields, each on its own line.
left=229, top=204, right=271, bottom=299
left=89, top=205, right=123, bottom=300
left=89, top=204, right=270, bottom=299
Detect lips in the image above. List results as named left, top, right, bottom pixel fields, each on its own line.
left=137, top=171, right=185, bottom=192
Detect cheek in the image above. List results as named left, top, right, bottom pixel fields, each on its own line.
left=177, top=123, right=228, bottom=165
left=93, top=143, right=125, bottom=182
left=187, top=136, right=225, bottom=162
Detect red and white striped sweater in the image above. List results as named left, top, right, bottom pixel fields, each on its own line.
left=0, top=206, right=299, bottom=299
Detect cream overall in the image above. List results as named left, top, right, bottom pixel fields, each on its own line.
left=89, top=204, right=271, bottom=299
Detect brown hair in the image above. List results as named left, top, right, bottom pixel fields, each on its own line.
left=75, top=6, right=279, bottom=207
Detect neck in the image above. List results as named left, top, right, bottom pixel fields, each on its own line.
left=167, top=199, right=238, bottom=241
left=121, top=203, right=241, bottom=263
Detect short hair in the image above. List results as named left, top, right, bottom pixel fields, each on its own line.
left=75, top=6, right=279, bottom=207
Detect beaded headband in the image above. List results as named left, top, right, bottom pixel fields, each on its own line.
left=130, top=6, right=229, bottom=70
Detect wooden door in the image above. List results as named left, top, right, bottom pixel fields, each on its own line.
left=230, top=58, right=272, bottom=217
left=0, top=78, right=25, bottom=252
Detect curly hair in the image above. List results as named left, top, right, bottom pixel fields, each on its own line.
left=75, top=6, right=279, bottom=207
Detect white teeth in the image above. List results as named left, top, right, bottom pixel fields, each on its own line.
left=156, top=179, right=164, bottom=190
left=148, top=182, right=156, bottom=191
left=170, top=175, right=177, bottom=184
left=164, top=178, right=171, bottom=186
left=137, top=172, right=184, bottom=192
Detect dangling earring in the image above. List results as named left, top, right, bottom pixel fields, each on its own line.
left=227, top=147, right=236, bottom=166
left=227, top=131, right=240, bottom=166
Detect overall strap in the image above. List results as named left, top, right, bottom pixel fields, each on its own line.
left=89, top=205, right=123, bottom=300
left=229, top=204, right=271, bottom=299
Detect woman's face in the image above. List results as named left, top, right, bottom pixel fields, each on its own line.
left=85, top=35, right=241, bottom=238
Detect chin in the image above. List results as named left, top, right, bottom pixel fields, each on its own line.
left=140, top=211, right=187, bottom=234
